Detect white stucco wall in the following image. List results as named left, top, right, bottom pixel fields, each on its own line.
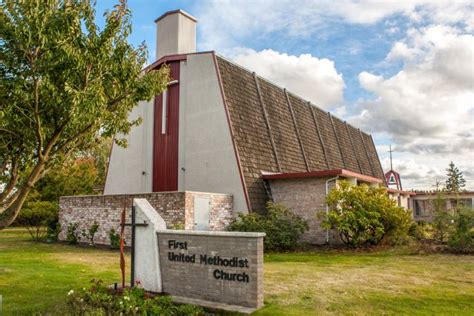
left=178, top=53, right=248, bottom=213
left=104, top=99, right=154, bottom=194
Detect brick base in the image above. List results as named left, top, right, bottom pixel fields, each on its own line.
left=58, top=191, right=233, bottom=245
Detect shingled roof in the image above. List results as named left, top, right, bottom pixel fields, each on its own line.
left=216, top=55, right=385, bottom=211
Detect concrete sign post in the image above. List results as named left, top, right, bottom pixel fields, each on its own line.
left=133, top=198, right=265, bottom=313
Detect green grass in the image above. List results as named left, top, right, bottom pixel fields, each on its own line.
left=0, top=228, right=129, bottom=315
left=1, top=228, right=473, bottom=315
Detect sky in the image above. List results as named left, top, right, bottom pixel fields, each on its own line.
left=96, top=0, right=473, bottom=190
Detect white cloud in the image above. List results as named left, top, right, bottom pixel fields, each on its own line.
left=355, top=24, right=474, bottom=188
left=232, top=49, right=345, bottom=109
left=195, top=0, right=473, bottom=51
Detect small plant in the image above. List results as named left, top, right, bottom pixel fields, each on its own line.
left=66, top=222, right=79, bottom=245
left=227, top=202, right=308, bottom=252
left=81, top=222, right=100, bottom=246
left=46, top=219, right=61, bottom=242
left=109, top=228, right=121, bottom=249
left=67, top=279, right=203, bottom=314
left=171, top=222, right=185, bottom=230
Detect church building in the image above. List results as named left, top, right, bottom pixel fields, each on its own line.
left=61, top=9, right=389, bottom=245
left=105, top=9, right=385, bottom=212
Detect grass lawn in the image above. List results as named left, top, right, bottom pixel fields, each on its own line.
left=1, top=228, right=473, bottom=315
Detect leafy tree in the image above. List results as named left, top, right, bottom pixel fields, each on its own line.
left=445, top=161, right=466, bottom=193
left=323, top=181, right=412, bottom=247
left=0, top=0, right=169, bottom=228
left=34, top=157, right=99, bottom=201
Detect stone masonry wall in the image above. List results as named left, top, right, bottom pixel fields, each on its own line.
left=58, top=192, right=233, bottom=245
left=268, top=177, right=340, bottom=245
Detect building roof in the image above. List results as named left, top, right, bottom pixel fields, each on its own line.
left=261, top=169, right=383, bottom=184
left=154, top=9, right=198, bottom=23
left=215, top=55, right=386, bottom=211
left=387, top=188, right=416, bottom=196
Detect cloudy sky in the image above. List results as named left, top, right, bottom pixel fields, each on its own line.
left=97, top=0, right=473, bottom=190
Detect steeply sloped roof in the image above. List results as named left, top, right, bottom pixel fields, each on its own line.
left=216, top=55, right=385, bottom=212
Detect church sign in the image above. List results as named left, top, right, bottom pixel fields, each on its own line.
left=157, top=230, right=264, bottom=311
left=132, top=198, right=265, bottom=313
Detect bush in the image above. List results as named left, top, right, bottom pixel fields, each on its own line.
left=66, top=222, right=80, bottom=245
left=81, top=222, right=100, bottom=246
left=67, top=279, right=203, bottom=315
left=448, top=208, right=474, bottom=254
left=408, top=222, right=425, bottom=241
left=323, top=181, right=413, bottom=247
left=109, top=228, right=121, bottom=249
left=15, top=201, right=59, bottom=241
left=227, top=202, right=308, bottom=252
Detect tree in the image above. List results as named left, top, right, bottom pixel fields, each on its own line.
left=445, top=161, right=466, bottom=193
left=0, top=0, right=169, bottom=228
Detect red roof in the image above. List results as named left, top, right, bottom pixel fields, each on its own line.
left=261, top=169, right=383, bottom=184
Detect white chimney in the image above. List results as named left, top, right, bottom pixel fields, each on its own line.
left=155, top=9, right=197, bottom=60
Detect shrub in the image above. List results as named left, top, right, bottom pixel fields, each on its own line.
left=46, top=219, right=61, bottom=242
left=227, top=202, right=308, bottom=252
left=81, top=222, right=100, bottom=246
left=447, top=208, right=474, bottom=254
left=323, top=181, right=413, bottom=247
left=109, top=228, right=121, bottom=249
left=66, top=279, right=203, bottom=315
left=15, top=201, right=59, bottom=241
left=66, top=222, right=80, bottom=245
left=408, top=222, right=425, bottom=241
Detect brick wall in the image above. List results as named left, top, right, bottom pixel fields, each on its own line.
left=268, top=177, right=340, bottom=244
left=58, top=191, right=233, bottom=245
left=157, top=230, right=264, bottom=309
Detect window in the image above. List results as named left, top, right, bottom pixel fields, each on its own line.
left=161, top=90, right=167, bottom=134
left=414, top=200, right=429, bottom=216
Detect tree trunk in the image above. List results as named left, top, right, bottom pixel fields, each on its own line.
left=0, top=160, right=46, bottom=229
left=0, top=185, right=33, bottom=228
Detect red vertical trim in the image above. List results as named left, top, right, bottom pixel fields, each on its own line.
left=211, top=53, right=252, bottom=212
left=152, top=62, right=180, bottom=192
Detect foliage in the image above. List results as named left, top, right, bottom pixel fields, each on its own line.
left=34, top=158, right=99, bottom=202
left=46, top=216, right=61, bottom=242
left=227, top=202, right=308, bottom=252
left=81, top=222, right=100, bottom=246
left=14, top=201, right=58, bottom=241
left=445, top=161, right=466, bottom=193
left=171, top=222, right=185, bottom=230
left=109, top=228, right=121, bottom=249
left=66, top=222, right=79, bottom=245
left=408, top=222, right=425, bottom=241
left=0, top=0, right=169, bottom=228
left=447, top=208, right=474, bottom=254
left=66, top=279, right=204, bottom=315
left=431, top=192, right=454, bottom=243
left=323, top=181, right=413, bottom=247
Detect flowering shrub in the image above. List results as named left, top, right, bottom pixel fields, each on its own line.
left=67, top=279, right=203, bottom=315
